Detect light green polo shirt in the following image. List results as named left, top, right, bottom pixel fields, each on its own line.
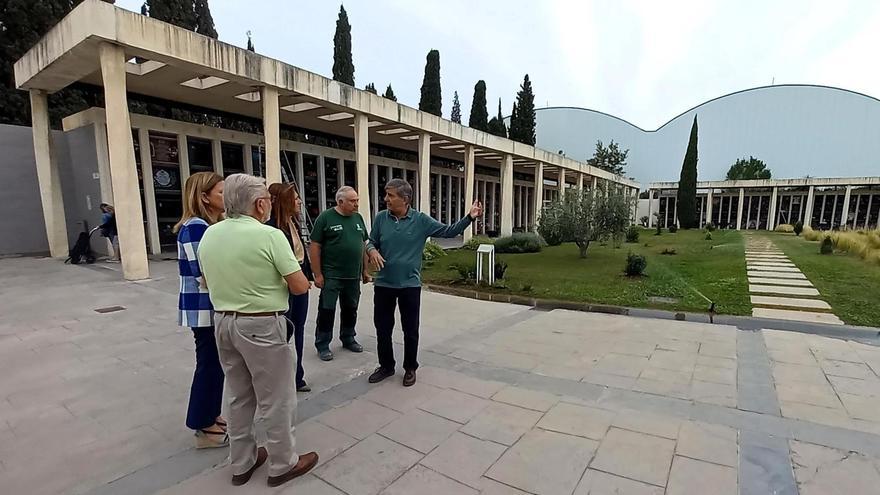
left=198, top=215, right=301, bottom=313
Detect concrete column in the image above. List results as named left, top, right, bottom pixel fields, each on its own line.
left=434, top=173, right=443, bottom=221
left=211, top=139, right=223, bottom=177
left=557, top=169, right=566, bottom=198
left=295, top=152, right=305, bottom=201
left=673, top=196, right=679, bottom=227
left=804, top=186, right=815, bottom=228
left=261, top=86, right=281, bottom=185
left=487, top=181, right=495, bottom=230
left=705, top=189, right=714, bottom=226
left=463, top=145, right=475, bottom=242
left=533, top=163, right=544, bottom=231
left=698, top=195, right=704, bottom=228
left=591, top=176, right=598, bottom=197
left=480, top=181, right=487, bottom=234
left=647, top=189, right=654, bottom=227
left=370, top=165, right=378, bottom=217
left=93, top=122, right=114, bottom=204
left=137, top=128, right=161, bottom=255
left=177, top=134, right=190, bottom=192
left=840, top=185, right=853, bottom=229
left=456, top=177, right=463, bottom=220
left=418, top=133, right=431, bottom=215
left=354, top=113, right=372, bottom=225
left=501, top=154, right=514, bottom=236
left=99, top=43, right=148, bottom=280
left=865, top=194, right=874, bottom=229
left=736, top=188, right=745, bottom=230
left=243, top=144, right=253, bottom=175
left=445, top=175, right=453, bottom=221
left=577, top=173, right=584, bottom=192
left=29, top=89, right=69, bottom=258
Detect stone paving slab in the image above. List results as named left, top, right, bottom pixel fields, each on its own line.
left=748, top=277, right=815, bottom=287
left=751, top=295, right=832, bottom=310
left=749, top=284, right=821, bottom=296
left=753, top=308, right=845, bottom=325
left=748, top=270, right=808, bottom=279
left=745, top=265, right=802, bottom=273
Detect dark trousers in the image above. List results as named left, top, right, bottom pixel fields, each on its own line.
left=186, top=326, right=225, bottom=430
left=374, top=286, right=422, bottom=371
left=285, top=292, right=309, bottom=388
left=315, top=278, right=360, bottom=352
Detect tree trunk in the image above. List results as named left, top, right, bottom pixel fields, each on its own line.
left=577, top=240, right=590, bottom=258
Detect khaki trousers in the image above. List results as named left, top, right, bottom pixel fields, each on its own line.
left=215, top=313, right=298, bottom=477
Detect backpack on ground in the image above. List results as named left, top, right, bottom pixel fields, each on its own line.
left=66, top=229, right=96, bottom=265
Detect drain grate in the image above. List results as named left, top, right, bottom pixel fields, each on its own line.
left=94, top=306, right=126, bottom=314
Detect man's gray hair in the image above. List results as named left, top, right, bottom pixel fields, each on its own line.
left=223, top=173, right=267, bottom=218
left=335, top=185, right=356, bottom=203
left=385, top=178, right=413, bottom=204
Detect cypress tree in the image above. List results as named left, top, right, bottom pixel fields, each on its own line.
left=487, top=98, right=507, bottom=137
left=0, top=0, right=92, bottom=127
left=508, top=103, right=520, bottom=141
left=419, top=49, right=442, bottom=116
left=193, top=0, right=217, bottom=38
left=332, top=5, right=355, bottom=85
left=383, top=84, right=397, bottom=102
left=512, top=74, right=536, bottom=145
left=676, top=115, right=699, bottom=229
left=468, top=80, right=488, bottom=131
left=451, top=91, right=461, bottom=123
left=365, top=83, right=377, bottom=94
left=146, top=0, right=197, bottom=30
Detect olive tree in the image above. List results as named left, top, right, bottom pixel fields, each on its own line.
left=537, top=188, right=635, bottom=258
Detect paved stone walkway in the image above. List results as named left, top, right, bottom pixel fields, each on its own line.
left=745, top=236, right=844, bottom=325
left=3, top=257, right=880, bottom=494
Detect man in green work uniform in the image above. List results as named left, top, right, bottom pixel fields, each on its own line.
left=310, top=186, right=371, bottom=361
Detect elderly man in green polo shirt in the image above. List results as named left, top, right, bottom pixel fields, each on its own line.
left=198, top=174, right=318, bottom=488
left=366, top=178, right=482, bottom=387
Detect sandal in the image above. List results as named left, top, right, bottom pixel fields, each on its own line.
left=195, top=429, right=229, bottom=449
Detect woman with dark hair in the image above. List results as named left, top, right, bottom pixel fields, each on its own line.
left=268, top=182, right=314, bottom=393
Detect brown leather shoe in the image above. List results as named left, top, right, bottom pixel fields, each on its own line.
left=231, top=447, right=268, bottom=486
left=403, top=369, right=416, bottom=387
left=267, top=452, right=319, bottom=487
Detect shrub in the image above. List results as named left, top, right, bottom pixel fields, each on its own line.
left=705, top=222, right=716, bottom=232
left=705, top=232, right=713, bottom=241
left=423, top=240, right=446, bottom=261
left=463, top=235, right=493, bottom=250
left=654, top=213, right=662, bottom=236
left=625, top=252, right=647, bottom=276
left=625, top=225, right=640, bottom=243
left=775, top=223, right=794, bottom=233
left=661, top=248, right=677, bottom=255
left=494, top=233, right=542, bottom=254
left=449, top=262, right=477, bottom=281
left=640, top=215, right=649, bottom=227
left=794, top=221, right=804, bottom=236
left=804, top=228, right=823, bottom=241
left=820, top=236, right=834, bottom=255
left=668, top=224, right=678, bottom=233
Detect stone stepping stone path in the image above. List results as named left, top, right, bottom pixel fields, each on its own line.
left=744, top=236, right=844, bottom=325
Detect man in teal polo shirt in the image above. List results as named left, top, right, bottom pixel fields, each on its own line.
left=366, top=178, right=482, bottom=387
left=198, top=174, right=317, bottom=487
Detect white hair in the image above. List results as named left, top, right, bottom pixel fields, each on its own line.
left=223, top=173, right=267, bottom=218
left=336, top=186, right=356, bottom=203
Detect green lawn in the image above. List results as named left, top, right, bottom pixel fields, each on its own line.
left=767, top=232, right=880, bottom=327
left=423, top=228, right=751, bottom=315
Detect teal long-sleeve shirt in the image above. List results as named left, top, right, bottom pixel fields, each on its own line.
left=369, top=207, right=473, bottom=288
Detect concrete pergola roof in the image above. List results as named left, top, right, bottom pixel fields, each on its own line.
left=15, top=0, right=638, bottom=188
left=649, top=177, right=880, bottom=190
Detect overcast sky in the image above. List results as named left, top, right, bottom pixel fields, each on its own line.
left=116, top=0, right=880, bottom=130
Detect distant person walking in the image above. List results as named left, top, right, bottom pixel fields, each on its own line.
left=99, top=203, right=120, bottom=262
left=174, top=172, right=228, bottom=449
left=309, top=186, right=371, bottom=361
left=268, top=182, right=314, bottom=392
left=367, top=178, right=482, bottom=387
left=198, top=174, right=318, bottom=487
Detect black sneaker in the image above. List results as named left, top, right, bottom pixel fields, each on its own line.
left=343, top=341, right=364, bottom=353
left=368, top=366, right=395, bottom=384
left=296, top=383, right=312, bottom=393
left=318, top=349, right=334, bottom=361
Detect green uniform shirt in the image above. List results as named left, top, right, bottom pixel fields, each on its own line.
left=369, top=207, right=473, bottom=288
left=311, top=208, right=369, bottom=279
left=198, top=216, right=301, bottom=313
